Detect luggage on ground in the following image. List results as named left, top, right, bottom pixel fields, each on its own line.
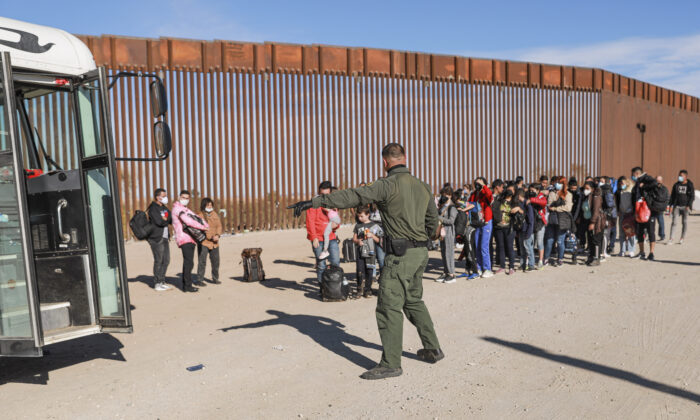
left=321, top=265, right=349, bottom=302
left=342, top=239, right=357, bottom=262
left=241, top=248, right=265, bottom=282
left=129, top=210, right=152, bottom=240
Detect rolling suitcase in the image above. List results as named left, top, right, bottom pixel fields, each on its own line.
left=321, top=265, right=349, bottom=302
left=342, top=239, right=357, bottom=263
left=241, top=248, right=265, bottom=282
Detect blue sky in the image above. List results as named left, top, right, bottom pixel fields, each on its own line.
left=5, top=0, right=700, bottom=95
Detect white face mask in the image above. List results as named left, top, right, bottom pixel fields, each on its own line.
left=583, top=189, right=591, bottom=196
left=555, top=183, right=563, bottom=191
left=205, top=207, right=213, bottom=213
left=179, top=199, right=189, bottom=206
left=158, top=196, right=168, bottom=205
left=679, top=176, right=685, bottom=182
left=599, top=182, right=605, bottom=187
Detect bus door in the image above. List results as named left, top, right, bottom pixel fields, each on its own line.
left=75, top=68, right=131, bottom=332
left=0, top=52, right=43, bottom=356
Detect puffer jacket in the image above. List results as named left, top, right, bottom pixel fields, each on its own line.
left=172, top=201, right=209, bottom=247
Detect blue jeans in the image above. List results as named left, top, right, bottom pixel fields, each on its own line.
left=655, top=213, right=665, bottom=239
left=520, top=234, right=535, bottom=268
left=544, top=224, right=566, bottom=262
left=474, top=220, right=493, bottom=272
left=373, top=245, right=385, bottom=278
left=312, top=240, right=340, bottom=284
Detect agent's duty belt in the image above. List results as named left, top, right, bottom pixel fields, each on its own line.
left=386, top=237, right=429, bottom=256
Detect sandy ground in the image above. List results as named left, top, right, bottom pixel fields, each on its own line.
left=1, top=213, right=700, bottom=419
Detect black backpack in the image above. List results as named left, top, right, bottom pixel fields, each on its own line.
left=454, top=210, right=468, bottom=243
left=321, top=265, right=349, bottom=302
left=647, top=184, right=669, bottom=213
left=129, top=210, right=152, bottom=240
left=511, top=211, right=525, bottom=233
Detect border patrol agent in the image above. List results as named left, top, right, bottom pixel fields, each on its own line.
left=289, top=143, right=445, bottom=380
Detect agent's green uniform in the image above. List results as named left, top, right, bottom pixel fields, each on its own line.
left=312, top=165, right=441, bottom=368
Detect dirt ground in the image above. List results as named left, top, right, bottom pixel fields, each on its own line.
left=2, top=213, right=700, bottom=419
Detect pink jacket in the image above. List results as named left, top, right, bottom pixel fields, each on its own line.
left=172, top=201, right=209, bottom=247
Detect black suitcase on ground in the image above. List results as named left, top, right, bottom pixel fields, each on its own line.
left=321, top=265, right=349, bottom=302
left=342, top=239, right=357, bottom=263
left=242, top=248, right=265, bottom=282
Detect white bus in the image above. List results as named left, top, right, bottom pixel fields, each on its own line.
left=0, top=17, right=171, bottom=356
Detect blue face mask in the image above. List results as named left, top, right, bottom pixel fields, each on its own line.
left=679, top=176, right=685, bottom=183
left=621, top=184, right=627, bottom=190
left=631, top=175, right=637, bottom=181
left=555, top=183, right=563, bottom=191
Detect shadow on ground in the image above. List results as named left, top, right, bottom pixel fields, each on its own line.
left=129, top=274, right=183, bottom=289
left=220, top=310, right=418, bottom=369
left=0, top=334, right=125, bottom=386
left=481, top=336, right=700, bottom=404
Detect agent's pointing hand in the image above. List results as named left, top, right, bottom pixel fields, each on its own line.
left=287, top=200, right=313, bottom=218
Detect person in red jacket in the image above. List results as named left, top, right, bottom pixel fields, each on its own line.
left=306, top=181, right=340, bottom=284
left=528, top=183, right=549, bottom=268
left=469, top=177, right=494, bottom=278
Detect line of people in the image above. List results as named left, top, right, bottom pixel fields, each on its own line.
left=147, top=189, right=223, bottom=292
left=433, top=167, right=694, bottom=282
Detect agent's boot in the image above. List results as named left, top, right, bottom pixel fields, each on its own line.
left=360, top=365, right=403, bottom=380
left=417, top=348, right=445, bottom=364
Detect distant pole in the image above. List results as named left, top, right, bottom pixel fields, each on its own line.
left=636, top=123, right=646, bottom=168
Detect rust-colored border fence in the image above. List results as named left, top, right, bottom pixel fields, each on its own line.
left=73, top=35, right=700, bottom=239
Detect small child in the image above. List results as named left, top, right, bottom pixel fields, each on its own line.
left=318, top=207, right=341, bottom=260
left=353, top=206, right=383, bottom=298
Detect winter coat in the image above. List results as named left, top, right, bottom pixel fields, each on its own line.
left=172, top=201, right=209, bottom=247
left=305, top=207, right=338, bottom=242
left=198, top=210, right=223, bottom=250
left=469, top=185, right=494, bottom=222
left=147, top=200, right=171, bottom=241
left=590, top=189, right=606, bottom=234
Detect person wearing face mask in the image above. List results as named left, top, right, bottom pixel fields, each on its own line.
left=197, top=198, right=223, bottom=285
left=147, top=188, right=173, bottom=291
left=630, top=167, right=658, bottom=260
left=582, top=181, right=606, bottom=266
left=669, top=170, right=695, bottom=244
left=172, top=190, right=210, bottom=292
left=598, top=177, right=617, bottom=260
left=616, top=176, right=636, bottom=257
left=543, top=176, right=573, bottom=267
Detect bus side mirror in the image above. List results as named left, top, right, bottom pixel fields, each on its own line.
left=150, top=80, right=168, bottom=118
left=154, top=121, right=172, bottom=159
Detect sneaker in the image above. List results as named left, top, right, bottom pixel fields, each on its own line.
left=360, top=365, right=403, bottom=380
left=456, top=273, right=469, bottom=278
left=617, top=252, right=624, bottom=257
left=536, top=262, right=543, bottom=269
left=194, top=280, right=207, bottom=287
left=633, top=253, right=645, bottom=259
left=444, top=275, right=457, bottom=284
left=647, top=253, right=655, bottom=261
left=679, top=238, right=684, bottom=245
left=481, top=270, right=494, bottom=278
left=665, top=239, right=674, bottom=245
left=506, top=268, right=515, bottom=275
left=556, top=259, right=563, bottom=267
left=586, top=259, right=601, bottom=266
left=467, top=272, right=480, bottom=280
left=417, top=348, right=445, bottom=364
left=494, top=268, right=505, bottom=275
left=183, top=285, right=199, bottom=293
left=525, top=266, right=535, bottom=272
left=435, top=274, right=446, bottom=283
left=627, top=251, right=635, bottom=257
left=161, top=282, right=172, bottom=290
left=319, top=250, right=330, bottom=260
left=155, top=282, right=168, bottom=291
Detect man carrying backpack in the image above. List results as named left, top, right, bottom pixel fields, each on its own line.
left=147, top=188, right=173, bottom=291
left=631, top=167, right=659, bottom=261
left=668, top=170, right=695, bottom=245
